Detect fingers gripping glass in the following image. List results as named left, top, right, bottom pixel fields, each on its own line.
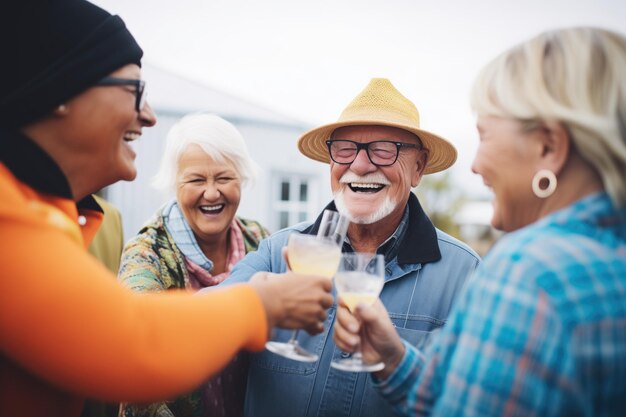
left=265, top=210, right=350, bottom=362
left=95, top=76, right=147, bottom=112
left=326, top=140, right=420, bottom=167
left=331, top=253, right=385, bottom=372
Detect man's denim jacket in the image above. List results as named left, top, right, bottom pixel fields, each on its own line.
left=224, top=195, right=481, bottom=417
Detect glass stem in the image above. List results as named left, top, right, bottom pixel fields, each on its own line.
left=288, top=330, right=300, bottom=345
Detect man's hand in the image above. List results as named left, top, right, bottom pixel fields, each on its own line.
left=333, top=299, right=405, bottom=380
left=249, top=271, right=333, bottom=335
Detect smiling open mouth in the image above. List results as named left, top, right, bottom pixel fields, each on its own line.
left=348, top=183, right=385, bottom=193
left=123, top=132, right=141, bottom=142
left=199, top=204, right=225, bottom=214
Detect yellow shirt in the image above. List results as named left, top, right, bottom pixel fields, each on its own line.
left=88, top=195, right=124, bottom=273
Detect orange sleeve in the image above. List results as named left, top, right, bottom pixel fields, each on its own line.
left=0, top=210, right=267, bottom=402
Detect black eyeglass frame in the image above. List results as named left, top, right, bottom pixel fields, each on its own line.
left=325, top=139, right=421, bottom=167
left=95, top=76, right=146, bottom=112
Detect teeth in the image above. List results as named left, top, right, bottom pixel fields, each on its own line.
left=199, top=204, right=224, bottom=212
left=124, top=132, right=141, bottom=142
left=350, top=183, right=383, bottom=189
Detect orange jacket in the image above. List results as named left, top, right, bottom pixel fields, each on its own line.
left=0, top=143, right=267, bottom=417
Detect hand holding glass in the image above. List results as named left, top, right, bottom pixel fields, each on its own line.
left=331, top=252, right=385, bottom=372
left=265, top=210, right=349, bottom=362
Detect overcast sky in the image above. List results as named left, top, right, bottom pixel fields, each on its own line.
left=92, top=0, right=625, bottom=196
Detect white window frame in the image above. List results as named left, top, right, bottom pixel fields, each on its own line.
left=270, top=172, right=318, bottom=231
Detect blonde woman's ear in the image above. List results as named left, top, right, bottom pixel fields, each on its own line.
left=539, top=121, right=570, bottom=175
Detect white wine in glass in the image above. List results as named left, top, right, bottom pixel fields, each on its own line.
left=331, top=252, right=385, bottom=372
left=265, top=209, right=349, bottom=362
left=287, top=234, right=342, bottom=279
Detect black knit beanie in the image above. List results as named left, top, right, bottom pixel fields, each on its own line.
left=0, top=0, right=143, bottom=128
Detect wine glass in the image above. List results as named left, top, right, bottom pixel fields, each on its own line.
left=265, top=209, right=349, bottom=362
left=331, top=252, right=385, bottom=372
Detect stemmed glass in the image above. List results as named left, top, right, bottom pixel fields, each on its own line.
left=265, top=210, right=350, bottom=362
left=331, top=252, right=385, bottom=372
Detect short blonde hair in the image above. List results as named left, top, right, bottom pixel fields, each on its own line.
left=152, top=113, right=259, bottom=194
left=471, top=27, right=626, bottom=207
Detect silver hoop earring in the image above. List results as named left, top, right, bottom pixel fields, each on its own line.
left=532, top=169, right=557, bottom=198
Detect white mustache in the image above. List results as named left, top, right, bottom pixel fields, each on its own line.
left=339, top=171, right=390, bottom=185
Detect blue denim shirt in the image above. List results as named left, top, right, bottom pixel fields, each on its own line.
left=224, top=194, right=481, bottom=417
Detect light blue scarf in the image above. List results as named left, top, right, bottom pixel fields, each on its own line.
left=162, top=200, right=214, bottom=272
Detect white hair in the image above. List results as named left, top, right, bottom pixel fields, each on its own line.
left=470, top=27, right=626, bottom=207
left=152, top=113, right=259, bottom=194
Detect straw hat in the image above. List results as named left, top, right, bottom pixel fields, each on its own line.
left=297, top=78, right=457, bottom=174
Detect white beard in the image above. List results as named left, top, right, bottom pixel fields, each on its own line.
left=333, top=189, right=397, bottom=225
left=333, top=171, right=397, bottom=224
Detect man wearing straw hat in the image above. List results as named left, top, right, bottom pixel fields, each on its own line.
left=223, top=78, right=480, bottom=416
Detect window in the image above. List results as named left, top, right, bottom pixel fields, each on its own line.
left=272, top=173, right=314, bottom=230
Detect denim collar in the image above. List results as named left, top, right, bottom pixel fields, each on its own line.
left=302, top=192, right=441, bottom=265
left=0, top=127, right=101, bottom=211
left=376, top=206, right=409, bottom=263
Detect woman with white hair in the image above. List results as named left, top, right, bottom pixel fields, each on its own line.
left=333, top=27, right=626, bottom=416
left=118, top=113, right=269, bottom=417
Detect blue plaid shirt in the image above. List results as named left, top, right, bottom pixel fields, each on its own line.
left=377, top=192, right=626, bottom=416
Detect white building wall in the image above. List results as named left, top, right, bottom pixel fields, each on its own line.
left=234, top=120, right=332, bottom=232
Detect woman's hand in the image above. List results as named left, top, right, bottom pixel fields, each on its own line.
left=333, top=299, right=405, bottom=380
left=249, top=271, right=333, bottom=335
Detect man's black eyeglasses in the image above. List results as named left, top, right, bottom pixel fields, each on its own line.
left=326, top=139, right=421, bottom=167
left=95, top=76, right=146, bottom=112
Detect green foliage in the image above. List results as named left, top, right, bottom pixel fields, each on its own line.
left=413, top=171, right=465, bottom=239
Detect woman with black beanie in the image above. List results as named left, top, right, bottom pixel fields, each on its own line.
left=0, top=2, right=333, bottom=416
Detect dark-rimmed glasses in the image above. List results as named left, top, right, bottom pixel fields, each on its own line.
left=95, top=76, right=146, bottom=112
left=326, top=139, right=421, bottom=167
